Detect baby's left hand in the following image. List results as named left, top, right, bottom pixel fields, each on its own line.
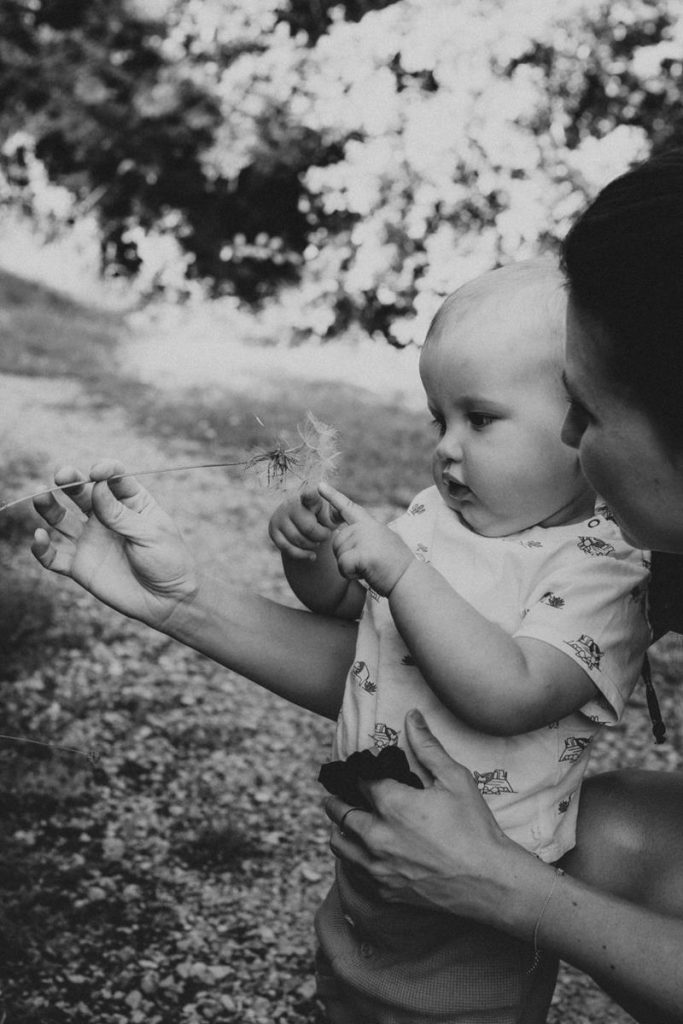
left=318, top=483, right=413, bottom=597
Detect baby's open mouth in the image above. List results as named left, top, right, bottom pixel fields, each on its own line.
left=444, top=477, right=471, bottom=500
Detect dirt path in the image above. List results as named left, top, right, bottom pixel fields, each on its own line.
left=0, top=358, right=639, bottom=1024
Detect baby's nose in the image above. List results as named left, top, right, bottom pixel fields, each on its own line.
left=436, top=429, right=463, bottom=463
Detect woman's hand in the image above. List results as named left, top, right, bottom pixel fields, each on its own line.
left=324, top=710, right=530, bottom=924
left=32, top=461, right=199, bottom=629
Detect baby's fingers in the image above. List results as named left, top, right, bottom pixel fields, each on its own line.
left=269, top=523, right=318, bottom=561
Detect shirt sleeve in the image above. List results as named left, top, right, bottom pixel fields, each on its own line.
left=513, top=533, right=651, bottom=724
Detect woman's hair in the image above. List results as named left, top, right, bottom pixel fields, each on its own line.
left=561, top=147, right=683, bottom=448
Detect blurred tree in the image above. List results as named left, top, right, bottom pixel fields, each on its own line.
left=1, top=0, right=682, bottom=335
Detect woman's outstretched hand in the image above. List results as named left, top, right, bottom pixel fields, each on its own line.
left=324, top=710, right=530, bottom=923
left=31, top=461, right=199, bottom=629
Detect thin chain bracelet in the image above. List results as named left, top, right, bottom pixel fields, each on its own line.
left=527, top=867, right=565, bottom=974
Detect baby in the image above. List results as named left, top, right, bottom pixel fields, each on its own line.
left=269, top=260, right=652, bottom=1022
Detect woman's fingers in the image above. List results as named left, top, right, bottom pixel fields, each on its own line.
left=324, top=798, right=379, bottom=873
left=33, top=493, right=85, bottom=540
left=404, top=710, right=471, bottom=789
left=33, top=470, right=91, bottom=542
left=31, top=527, right=73, bottom=575
left=86, top=462, right=164, bottom=538
left=88, top=461, right=156, bottom=515
left=323, top=797, right=371, bottom=839
left=53, top=466, right=93, bottom=515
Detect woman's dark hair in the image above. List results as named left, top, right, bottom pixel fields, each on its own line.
left=561, top=147, right=683, bottom=448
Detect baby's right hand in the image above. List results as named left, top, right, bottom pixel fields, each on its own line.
left=268, top=488, right=338, bottom=561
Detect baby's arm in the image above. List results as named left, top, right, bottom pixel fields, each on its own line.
left=268, top=489, right=365, bottom=619
left=320, top=483, right=598, bottom=735
left=388, top=561, right=596, bottom=733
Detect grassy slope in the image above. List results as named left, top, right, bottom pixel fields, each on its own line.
left=0, top=268, right=681, bottom=1024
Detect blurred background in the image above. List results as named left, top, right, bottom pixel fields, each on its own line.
left=1, top=3, right=683, bottom=1023
left=2, top=0, right=683, bottom=344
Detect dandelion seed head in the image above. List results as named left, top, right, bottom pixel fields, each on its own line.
left=244, top=411, right=340, bottom=491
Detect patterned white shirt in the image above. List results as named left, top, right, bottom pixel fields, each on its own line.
left=334, top=486, right=651, bottom=861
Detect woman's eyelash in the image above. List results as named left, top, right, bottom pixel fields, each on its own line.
left=566, top=396, right=588, bottom=416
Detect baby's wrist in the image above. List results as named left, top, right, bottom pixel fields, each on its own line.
left=384, top=553, right=417, bottom=598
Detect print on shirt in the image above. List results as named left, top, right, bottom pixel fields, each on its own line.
left=558, top=794, right=573, bottom=813
left=351, top=661, right=376, bottom=694
left=370, top=723, right=399, bottom=749
left=540, top=591, right=565, bottom=609
left=401, top=653, right=416, bottom=666
left=408, top=502, right=426, bottom=516
left=520, top=539, right=543, bottom=549
left=559, top=737, right=591, bottom=762
left=473, top=768, right=515, bottom=795
left=577, top=536, right=616, bottom=558
left=415, top=543, right=429, bottom=562
left=564, top=634, right=602, bottom=671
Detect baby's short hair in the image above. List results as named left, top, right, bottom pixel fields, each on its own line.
left=426, top=259, right=566, bottom=356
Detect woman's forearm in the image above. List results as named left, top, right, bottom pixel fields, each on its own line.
left=491, top=854, right=683, bottom=1019
left=160, top=570, right=358, bottom=719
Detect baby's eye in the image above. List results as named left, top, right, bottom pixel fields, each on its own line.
left=430, top=415, right=446, bottom=437
left=468, top=412, right=495, bottom=429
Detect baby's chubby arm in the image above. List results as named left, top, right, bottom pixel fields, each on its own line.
left=320, top=483, right=597, bottom=735
left=268, top=488, right=365, bottom=619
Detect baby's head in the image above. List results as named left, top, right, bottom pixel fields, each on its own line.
left=420, top=259, right=595, bottom=537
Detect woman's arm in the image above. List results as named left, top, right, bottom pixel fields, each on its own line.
left=164, top=567, right=357, bottom=719
left=324, top=711, right=683, bottom=1022
left=32, top=463, right=356, bottom=720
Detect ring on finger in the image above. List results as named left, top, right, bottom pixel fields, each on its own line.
left=339, top=806, right=361, bottom=837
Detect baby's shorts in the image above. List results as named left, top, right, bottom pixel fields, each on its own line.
left=314, top=870, right=557, bottom=1024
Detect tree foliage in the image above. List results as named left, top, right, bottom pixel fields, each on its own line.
left=1, top=0, right=682, bottom=339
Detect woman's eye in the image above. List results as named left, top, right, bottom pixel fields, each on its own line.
left=468, top=412, right=495, bottom=429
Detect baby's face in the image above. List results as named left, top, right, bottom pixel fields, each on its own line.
left=420, top=285, right=594, bottom=537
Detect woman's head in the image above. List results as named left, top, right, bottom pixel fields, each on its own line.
left=561, top=148, right=683, bottom=551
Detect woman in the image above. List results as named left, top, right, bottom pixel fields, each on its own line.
left=324, top=148, right=683, bottom=1023
left=32, top=148, right=683, bottom=1021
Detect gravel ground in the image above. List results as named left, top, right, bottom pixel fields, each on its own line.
left=1, top=357, right=681, bottom=1023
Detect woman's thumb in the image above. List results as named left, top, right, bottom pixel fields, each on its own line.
left=405, top=710, right=466, bottom=785
left=90, top=480, right=146, bottom=539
